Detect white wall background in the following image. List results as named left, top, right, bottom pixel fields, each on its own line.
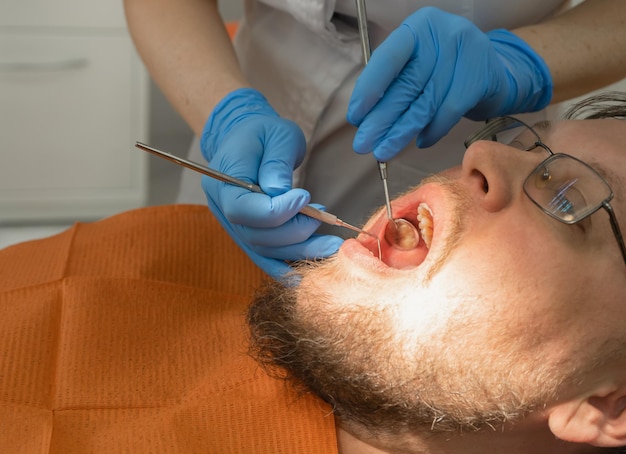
left=0, top=0, right=245, bottom=248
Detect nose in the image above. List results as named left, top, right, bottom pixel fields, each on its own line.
left=461, top=140, right=539, bottom=213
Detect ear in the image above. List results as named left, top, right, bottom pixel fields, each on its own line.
left=548, top=385, right=626, bottom=447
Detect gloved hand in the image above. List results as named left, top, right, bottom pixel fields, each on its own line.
left=201, top=88, right=343, bottom=280
left=347, top=7, right=553, bottom=161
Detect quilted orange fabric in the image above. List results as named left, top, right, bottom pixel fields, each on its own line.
left=0, top=205, right=337, bottom=454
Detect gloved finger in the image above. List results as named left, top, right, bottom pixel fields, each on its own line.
left=416, top=71, right=485, bottom=148
left=213, top=133, right=264, bottom=179
left=235, top=212, right=324, bottom=247
left=202, top=177, right=311, bottom=228
left=374, top=46, right=475, bottom=160
left=257, top=120, right=307, bottom=196
left=415, top=106, right=464, bottom=149
left=252, top=234, right=344, bottom=261
left=213, top=117, right=305, bottom=196
left=366, top=83, right=441, bottom=160
left=205, top=194, right=292, bottom=280
left=212, top=118, right=304, bottom=196
left=352, top=61, right=432, bottom=155
left=347, top=25, right=416, bottom=126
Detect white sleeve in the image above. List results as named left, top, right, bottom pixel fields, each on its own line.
left=256, top=0, right=336, bottom=35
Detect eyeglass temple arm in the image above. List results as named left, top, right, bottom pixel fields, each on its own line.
left=464, top=117, right=524, bottom=148
left=603, top=201, right=626, bottom=266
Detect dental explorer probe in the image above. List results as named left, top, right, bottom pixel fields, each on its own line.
left=354, top=0, right=421, bottom=251
left=135, top=142, right=378, bottom=240
left=354, top=0, right=394, bottom=222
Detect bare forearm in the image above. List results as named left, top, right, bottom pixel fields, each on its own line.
left=123, top=0, right=248, bottom=135
left=513, top=0, right=626, bottom=104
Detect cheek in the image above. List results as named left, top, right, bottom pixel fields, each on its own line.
left=439, top=237, right=608, bottom=363
left=457, top=215, right=590, bottom=294
left=433, top=226, right=581, bottom=327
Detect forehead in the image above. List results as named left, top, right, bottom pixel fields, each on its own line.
left=538, top=119, right=626, bottom=155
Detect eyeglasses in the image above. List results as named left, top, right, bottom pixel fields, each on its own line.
left=464, top=116, right=626, bottom=266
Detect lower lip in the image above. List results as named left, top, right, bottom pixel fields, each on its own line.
left=339, top=239, right=392, bottom=272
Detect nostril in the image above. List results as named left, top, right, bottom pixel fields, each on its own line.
left=467, top=166, right=513, bottom=213
left=471, top=169, right=489, bottom=193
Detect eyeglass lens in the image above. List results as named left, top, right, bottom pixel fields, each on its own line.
left=524, top=155, right=612, bottom=223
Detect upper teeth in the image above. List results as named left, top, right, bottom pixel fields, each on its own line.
left=417, top=203, right=433, bottom=248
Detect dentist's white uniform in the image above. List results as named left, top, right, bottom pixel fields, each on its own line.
left=178, top=0, right=571, bottom=232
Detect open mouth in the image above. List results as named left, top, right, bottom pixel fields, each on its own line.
left=356, top=199, right=435, bottom=270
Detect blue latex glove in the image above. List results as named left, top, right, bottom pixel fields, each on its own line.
left=200, top=88, right=343, bottom=280
left=347, top=7, right=553, bottom=161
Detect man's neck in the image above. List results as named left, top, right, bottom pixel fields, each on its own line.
left=335, top=423, right=600, bottom=454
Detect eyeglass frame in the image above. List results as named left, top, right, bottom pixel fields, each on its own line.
left=464, top=116, right=626, bottom=266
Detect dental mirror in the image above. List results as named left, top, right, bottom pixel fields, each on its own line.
left=384, top=218, right=420, bottom=250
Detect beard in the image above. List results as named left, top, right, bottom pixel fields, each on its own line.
left=246, top=264, right=585, bottom=437
left=246, top=177, right=598, bottom=437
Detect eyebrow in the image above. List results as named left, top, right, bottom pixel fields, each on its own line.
left=531, top=120, right=553, bottom=136
left=588, top=160, right=623, bottom=194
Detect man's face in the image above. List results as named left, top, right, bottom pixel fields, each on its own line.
left=249, top=119, right=626, bottom=434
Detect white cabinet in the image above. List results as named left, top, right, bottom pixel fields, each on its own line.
left=0, top=0, right=149, bottom=222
